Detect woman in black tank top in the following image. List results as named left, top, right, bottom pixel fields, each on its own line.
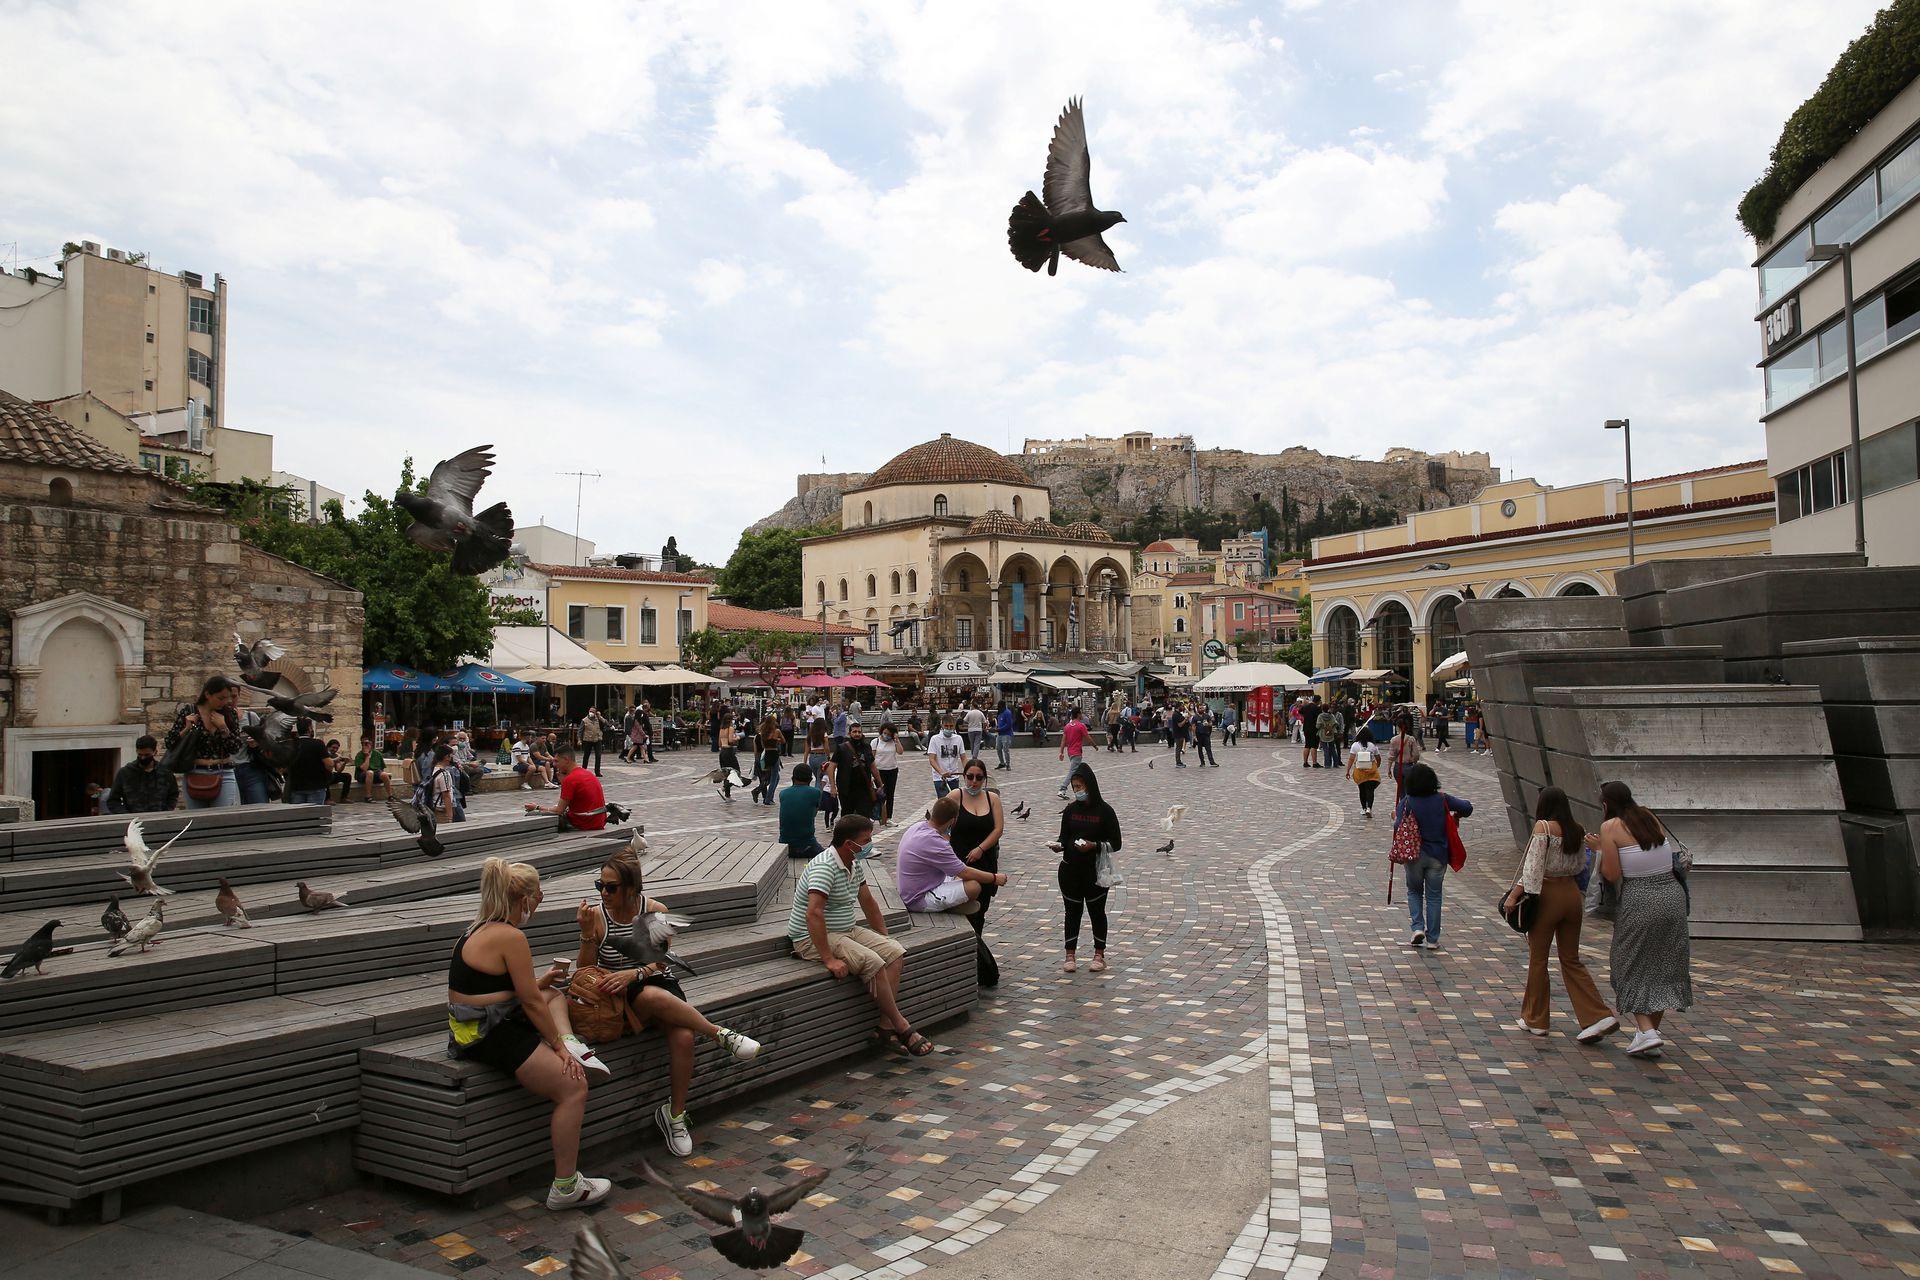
left=952, top=761, right=1004, bottom=930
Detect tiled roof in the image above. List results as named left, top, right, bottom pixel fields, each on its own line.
left=708, top=602, right=864, bottom=636
left=858, top=434, right=1031, bottom=490
left=1143, top=540, right=1177, bottom=552
left=0, top=390, right=150, bottom=475
left=1063, top=521, right=1114, bottom=542
left=965, top=509, right=1033, bottom=537
left=1638, top=459, right=1768, bottom=485
left=530, top=561, right=713, bottom=585
left=1166, top=571, right=1215, bottom=584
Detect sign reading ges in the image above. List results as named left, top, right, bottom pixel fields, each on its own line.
left=1762, top=297, right=1800, bottom=354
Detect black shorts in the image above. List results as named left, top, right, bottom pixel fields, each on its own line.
left=456, top=1009, right=543, bottom=1074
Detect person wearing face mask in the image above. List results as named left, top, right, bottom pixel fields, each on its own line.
left=788, top=815, right=931, bottom=1056
left=107, top=734, right=178, bottom=813
left=951, top=761, right=1008, bottom=984
left=828, top=725, right=879, bottom=827
left=446, top=858, right=610, bottom=1211
left=872, top=724, right=902, bottom=824
left=1056, top=764, right=1123, bottom=972
left=897, top=794, right=1007, bottom=915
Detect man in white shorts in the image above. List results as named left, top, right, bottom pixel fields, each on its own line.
left=895, top=796, right=1006, bottom=913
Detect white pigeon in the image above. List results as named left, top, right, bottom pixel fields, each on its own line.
left=108, top=899, right=165, bottom=956
left=119, top=818, right=191, bottom=895
left=625, top=828, right=650, bottom=858
left=1163, top=804, right=1188, bottom=832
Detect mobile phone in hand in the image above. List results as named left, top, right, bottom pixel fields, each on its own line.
left=1047, top=841, right=1063, bottom=853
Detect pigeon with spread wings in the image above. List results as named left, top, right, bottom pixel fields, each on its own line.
left=234, top=634, right=286, bottom=690
left=119, top=818, right=190, bottom=896
left=1008, top=96, right=1126, bottom=276
left=387, top=797, right=445, bottom=857
left=396, top=445, right=515, bottom=575
left=639, top=1155, right=838, bottom=1270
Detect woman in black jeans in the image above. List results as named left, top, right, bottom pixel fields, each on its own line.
left=1055, top=763, right=1122, bottom=973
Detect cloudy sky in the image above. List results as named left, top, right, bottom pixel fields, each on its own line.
left=0, top=0, right=1881, bottom=563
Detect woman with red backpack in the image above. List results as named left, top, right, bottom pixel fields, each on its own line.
left=1391, top=763, right=1470, bottom=951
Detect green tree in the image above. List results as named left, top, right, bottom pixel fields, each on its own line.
left=677, top=626, right=742, bottom=675
left=200, top=461, right=497, bottom=670
left=716, top=524, right=830, bottom=610
left=737, top=629, right=813, bottom=689
left=1279, top=593, right=1313, bottom=673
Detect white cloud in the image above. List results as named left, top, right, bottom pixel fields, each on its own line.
left=1214, top=146, right=1449, bottom=261
left=1491, top=185, right=1663, bottom=312
left=694, top=260, right=750, bottom=306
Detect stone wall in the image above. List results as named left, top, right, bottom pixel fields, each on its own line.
left=0, top=462, right=365, bottom=766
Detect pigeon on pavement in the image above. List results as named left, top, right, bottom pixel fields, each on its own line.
left=234, top=634, right=286, bottom=690
left=297, top=881, right=347, bottom=912
left=387, top=798, right=444, bottom=857
left=1008, top=97, right=1126, bottom=277
left=215, top=878, right=252, bottom=928
left=1154, top=839, right=1175, bottom=854
left=568, top=1223, right=628, bottom=1279
left=1163, top=804, right=1188, bottom=831
left=1009, top=801, right=1030, bottom=821
left=108, top=900, right=164, bottom=956
left=600, top=908, right=698, bottom=978
left=638, top=1155, right=837, bottom=1270
left=267, top=687, right=339, bottom=723
left=624, top=827, right=650, bottom=858
left=396, top=445, right=514, bottom=575
left=119, top=818, right=190, bottom=895
left=101, top=896, right=131, bottom=941
left=3, top=920, right=61, bottom=978
left=1147, top=758, right=1155, bottom=770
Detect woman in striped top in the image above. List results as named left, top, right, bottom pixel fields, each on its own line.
left=571, top=850, right=761, bottom=1157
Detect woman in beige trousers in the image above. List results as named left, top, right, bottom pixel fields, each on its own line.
left=1504, top=786, right=1618, bottom=1043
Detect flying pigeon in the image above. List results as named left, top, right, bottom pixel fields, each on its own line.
left=387, top=798, right=444, bottom=857
left=568, top=1223, right=627, bottom=1280
left=1154, top=839, right=1175, bottom=854
left=109, top=900, right=164, bottom=956
left=297, top=881, right=347, bottom=912
left=215, top=877, right=252, bottom=928
left=234, top=634, right=286, bottom=690
left=3, top=920, right=61, bottom=979
left=396, top=445, right=515, bottom=575
left=245, top=709, right=299, bottom=770
left=605, top=801, right=632, bottom=826
left=267, top=687, right=339, bottom=723
left=1163, top=804, right=1188, bottom=832
left=119, top=818, right=190, bottom=895
left=638, top=1155, right=836, bottom=1270
left=101, top=896, right=131, bottom=941
left=599, top=908, right=698, bottom=978
left=1007, top=97, right=1126, bottom=277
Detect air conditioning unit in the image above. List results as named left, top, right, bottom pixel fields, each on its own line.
left=585, top=554, right=617, bottom=568
left=106, top=248, right=125, bottom=261
left=81, top=240, right=101, bottom=256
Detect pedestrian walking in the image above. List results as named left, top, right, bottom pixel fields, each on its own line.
left=926, top=716, right=966, bottom=799
left=1056, top=708, right=1089, bottom=797
left=1503, top=786, right=1618, bottom=1043
left=804, top=720, right=831, bottom=794
left=1345, top=729, right=1381, bottom=818
left=1594, top=781, right=1690, bottom=1058
left=873, top=723, right=902, bottom=822
left=1056, top=763, right=1121, bottom=973
left=1194, top=707, right=1218, bottom=766
left=716, top=718, right=742, bottom=802
left=1392, top=763, right=1470, bottom=950
left=1301, top=697, right=1321, bottom=767
left=751, top=716, right=784, bottom=805
left=828, top=724, right=879, bottom=826
left=963, top=702, right=988, bottom=761
left=1463, top=701, right=1483, bottom=754
left=994, top=702, right=1016, bottom=770
left=1429, top=700, right=1452, bottom=751
left=578, top=707, right=607, bottom=776
left=1388, top=714, right=1424, bottom=804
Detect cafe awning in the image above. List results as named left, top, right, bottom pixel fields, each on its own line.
left=362, top=663, right=454, bottom=692
left=1192, top=661, right=1313, bottom=692
left=624, top=665, right=723, bottom=686
left=1346, top=668, right=1395, bottom=682
left=1032, top=673, right=1098, bottom=692
left=444, top=663, right=535, bottom=694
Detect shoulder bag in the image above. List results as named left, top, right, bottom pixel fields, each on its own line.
left=1501, top=831, right=1545, bottom=934
left=162, top=719, right=203, bottom=775
left=1444, top=801, right=1467, bottom=872
left=1584, top=867, right=1619, bottom=922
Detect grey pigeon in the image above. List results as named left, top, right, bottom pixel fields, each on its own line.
left=234, top=633, right=286, bottom=690
left=605, top=801, right=632, bottom=826
left=267, top=687, right=339, bottom=723
left=600, top=909, right=698, bottom=978
left=119, top=818, right=190, bottom=895
left=297, top=881, right=347, bottom=912
left=568, top=1223, right=627, bottom=1279
left=3, top=920, right=61, bottom=979
left=101, top=896, right=131, bottom=941
left=638, top=1155, right=835, bottom=1270
left=1154, top=839, right=1174, bottom=854
left=387, top=798, right=444, bottom=857
left=1009, top=800, right=1030, bottom=820
left=1008, top=97, right=1126, bottom=276
left=396, top=445, right=514, bottom=575
left=216, top=877, right=251, bottom=928
left=108, top=900, right=164, bottom=956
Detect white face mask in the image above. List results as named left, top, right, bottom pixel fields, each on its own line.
left=1070, top=788, right=1088, bottom=803
left=962, top=778, right=984, bottom=795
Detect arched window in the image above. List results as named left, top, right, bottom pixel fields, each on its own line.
left=957, top=568, right=970, bottom=593
left=907, top=569, right=918, bottom=593
left=890, top=571, right=901, bottom=594
left=866, top=574, right=877, bottom=598
left=47, top=477, right=73, bottom=507
left=1557, top=581, right=1600, bottom=597
left=933, top=494, right=948, bottom=517
left=1174, top=617, right=1187, bottom=634
left=1323, top=606, right=1362, bottom=667
left=863, top=501, right=873, bottom=525
left=838, top=579, right=848, bottom=601
left=1012, top=496, right=1023, bottom=519
left=816, top=580, right=826, bottom=603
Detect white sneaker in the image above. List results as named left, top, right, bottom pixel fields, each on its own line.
left=717, top=1028, right=760, bottom=1061
left=546, top=1173, right=612, bottom=1210
left=1577, top=1016, right=1619, bottom=1044
left=1408, top=931, right=1426, bottom=947
left=1624, top=1029, right=1664, bottom=1057
left=656, top=1103, right=694, bottom=1157
left=521, top=782, right=533, bottom=791
left=1515, top=1020, right=1547, bottom=1037
left=544, top=782, right=558, bottom=790
left=1423, top=940, right=1442, bottom=952
left=563, top=1035, right=610, bottom=1076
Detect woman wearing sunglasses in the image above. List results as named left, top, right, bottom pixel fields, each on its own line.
left=568, top=850, right=762, bottom=1158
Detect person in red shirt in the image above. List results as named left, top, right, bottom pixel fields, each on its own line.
left=524, top=747, right=608, bottom=831
left=1056, top=710, right=1089, bottom=798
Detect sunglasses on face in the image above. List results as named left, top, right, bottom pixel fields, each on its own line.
left=594, top=881, right=622, bottom=894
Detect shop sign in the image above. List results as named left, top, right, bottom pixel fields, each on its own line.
left=1762, top=297, right=1799, bottom=354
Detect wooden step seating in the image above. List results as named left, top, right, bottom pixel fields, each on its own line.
left=0, top=834, right=830, bottom=1217
left=0, top=804, right=333, bottom=863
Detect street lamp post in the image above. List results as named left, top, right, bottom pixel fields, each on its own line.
left=1807, top=241, right=1867, bottom=559
left=1604, top=419, right=1634, bottom=566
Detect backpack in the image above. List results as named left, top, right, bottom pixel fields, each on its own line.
left=1350, top=746, right=1379, bottom=783
left=1389, top=803, right=1423, bottom=865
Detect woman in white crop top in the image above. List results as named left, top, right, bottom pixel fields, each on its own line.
left=1595, top=780, right=1691, bottom=1058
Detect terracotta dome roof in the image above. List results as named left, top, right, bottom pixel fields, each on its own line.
left=1143, top=540, right=1177, bottom=552
left=864, top=433, right=1030, bottom=489
left=1065, top=521, right=1114, bottom=542
left=965, top=508, right=1030, bottom=536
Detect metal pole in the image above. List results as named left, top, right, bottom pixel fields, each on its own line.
left=1841, top=244, right=1866, bottom=560
left=1623, top=419, right=1635, bottom=567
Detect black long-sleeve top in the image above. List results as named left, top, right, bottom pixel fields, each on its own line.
left=1057, top=800, right=1122, bottom=872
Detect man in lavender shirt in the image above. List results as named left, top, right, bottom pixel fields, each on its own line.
left=896, top=796, right=1007, bottom=913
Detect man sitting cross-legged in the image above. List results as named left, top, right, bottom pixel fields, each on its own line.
left=788, top=814, right=932, bottom=1056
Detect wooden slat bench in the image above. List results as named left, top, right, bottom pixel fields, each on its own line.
left=355, top=913, right=979, bottom=1195
left=0, top=804, right=334, bottom=863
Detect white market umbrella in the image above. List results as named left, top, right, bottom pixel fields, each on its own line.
left=1431, top=651, right=1469, bottom=680
left=1192, top=661, right=1314, bottom=693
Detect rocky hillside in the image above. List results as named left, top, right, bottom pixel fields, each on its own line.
left=752, top=445, right=1498, bottom=540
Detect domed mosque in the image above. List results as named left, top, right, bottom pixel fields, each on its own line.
left=800, top=434, right=1136, bottom=660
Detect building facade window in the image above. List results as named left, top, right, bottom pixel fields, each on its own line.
left=863, top=500, right=873, bottom=525
left=1758, top=128, right=1920, bottom=307
left=567, top=605, right=588, bottom=640
left=607, top=606, right=627, bottom=644
left=1174, top=617, right=1187, bottom=634
left=907, top=569, right=918, bottom=593
left=1862, top=418, right=1920, bottom=497
left=956, top=568, right=969, bottom=593
left=955, top=616, right=973, bottom=647
left=817, top=580, right=826, bottom=603
left=838, top=578, right=848, bottom=601
left=187, top=349, right=213, bottom=385
left=189, top=297, right=215, bottom=334
left=891, top=623, right=904, bottom=651
left=1233, top=602, right=1245, bottom=621
left=677, top=608, right=693, bottom=642
left=1765, top=263, right=1920, bottom=411
left=637, top=605, right=655, bottom=645
left=890, top=571, right=901, bottom=594
left=933, top=494, right=948, bottom=517
left=1012, top=496, right=1023, bottom=519
left=139, top=453, right=160, bottom=471
left=866, top=574, right=876, bottom=598
left=867, top=623, right=879, bottom=651
left=1775, top=447, right=1852, bottom=522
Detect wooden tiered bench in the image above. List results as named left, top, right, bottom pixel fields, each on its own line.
left=0, top=804, right=332, bottom=862
left=0, top=827, right=973, bottom=1222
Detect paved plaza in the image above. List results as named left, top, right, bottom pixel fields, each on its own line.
left=207, top=741, right=1920, bottom=1278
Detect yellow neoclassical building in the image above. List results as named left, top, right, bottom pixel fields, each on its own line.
left=1303, top=461, right=1776, bottom=707
left=800, top=435, right=1136, bottom=659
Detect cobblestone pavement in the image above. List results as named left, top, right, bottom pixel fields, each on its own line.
left=257, top=741, right=1920, bottom=1280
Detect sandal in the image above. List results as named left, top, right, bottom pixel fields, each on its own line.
left=1090, top=953, right=1107, bottom=972
left=895, top=1028, right=935, bottom=1057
